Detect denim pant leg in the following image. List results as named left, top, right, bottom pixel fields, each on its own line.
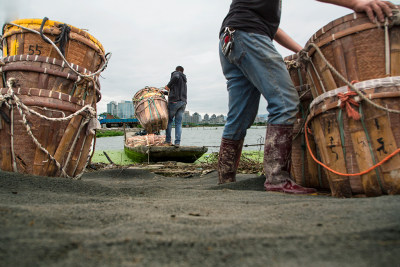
left=174, top=101, right=186, bottom=145
left=220, top=30, right=299, bottom=127
left=166, top=103, right=176, bottom=143
left=219, top=44, right=261, bottom=140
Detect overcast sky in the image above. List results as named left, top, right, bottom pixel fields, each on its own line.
left=2, top=0, right=399, bottom=117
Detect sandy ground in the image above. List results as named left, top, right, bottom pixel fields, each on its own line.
left=1, top=168, right=400, bottom=267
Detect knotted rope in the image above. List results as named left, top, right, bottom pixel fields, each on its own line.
left=337, top=81, right=362, bottom=121
left=1, top=18, right=112, bottom=79
left=1, top=78, right=96, bottom=178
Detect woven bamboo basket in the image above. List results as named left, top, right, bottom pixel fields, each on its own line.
left=133, top=87, right=168, bottom=133
left=0, top=55, right=101, bottom=102
left=305, top=8, right=400, bottom=98
left=307, top=77, right=400, bottom=197
left=291, top=86, right=330, bottom=190
left=0, top=85, right=98, bottom=178
left=2, top=18, right=106, bottom=73
left=284, top=53, right=308, bottom=89
left=284, top=54, right=329, bottom=190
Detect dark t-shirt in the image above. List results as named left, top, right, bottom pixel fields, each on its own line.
left=220, top=0, right=282, bottom=39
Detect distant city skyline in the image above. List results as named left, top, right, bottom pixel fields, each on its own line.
left=105, top=100, right=267, bottom=123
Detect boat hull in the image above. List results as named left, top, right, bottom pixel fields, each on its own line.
left=124, top=145, right=208, bottom=163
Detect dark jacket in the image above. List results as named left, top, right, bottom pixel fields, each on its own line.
left=167, top=71, right=187, bottom=103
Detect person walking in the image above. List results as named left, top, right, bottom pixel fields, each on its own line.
left=164, top=66, right=187, bottom=147
left=217, top=0, right=396, bottom=193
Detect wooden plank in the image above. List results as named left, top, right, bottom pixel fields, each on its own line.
left=311, top=112, right=352, bottom=197
left=332, top=39, right=348, bottom=87
left=363, top=100, right=400, bottom=195
left=0, top=108, right=13, bottom=172
left=306, top=65, right=323, bottom=98
left=341, top=36, right=360, bottom=83
left=65, top=129, right=86, bottom=177
left=16, top=33, right=25, bottom=55
left=73, top=133, right=95, bottom=176
left=347, top=116, right=382, bottom=196
left=390, top=28, right=400, bottom=76
left=47, top=115, right=83, bottom=176
left=41, top=113, right=63, bottom=176
left=32, top=109, right=52, bottom=176
left=312, top=52, right=337, bottom=92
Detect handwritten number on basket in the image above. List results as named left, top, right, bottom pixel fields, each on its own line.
left=374, top=119, right=380, bottom=130
left=328, top=136, right=339, bottom=160
left=28, top=44, right=42, bottom=56
left=377, top=137, right=388, bottom=155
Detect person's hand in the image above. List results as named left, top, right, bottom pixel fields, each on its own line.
left=352, top=0, right=397, bottom=22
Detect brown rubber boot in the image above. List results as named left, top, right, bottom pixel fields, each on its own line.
left=263, top=124, right=316, bottom=194
left=218, top=138, right=244, bottom=184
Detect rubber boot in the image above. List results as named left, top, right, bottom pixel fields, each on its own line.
left=263, top=124, right=316, bottom=194
left=218, top=138, right=244, bottom=184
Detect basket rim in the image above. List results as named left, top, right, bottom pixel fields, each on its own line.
left=309, top=76, right=400, bottom=110
left=3, top=18, right=105, bottom=54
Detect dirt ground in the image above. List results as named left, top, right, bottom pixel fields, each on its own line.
left=1, top=167, right=399, bottom=266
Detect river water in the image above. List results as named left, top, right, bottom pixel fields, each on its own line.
left=95, top=126, right=267, bottom=153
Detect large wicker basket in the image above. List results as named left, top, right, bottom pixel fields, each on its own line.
left=308, top=77, right=400, bottom=197
left=133, top=87, right=168, bottom=133
left=304, top=9, right=400, bottom=98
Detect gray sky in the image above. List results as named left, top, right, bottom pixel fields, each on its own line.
left=2, top=0, right=399, bottom=117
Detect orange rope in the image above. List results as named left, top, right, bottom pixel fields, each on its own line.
left=304, top=118, right=400, bottom=177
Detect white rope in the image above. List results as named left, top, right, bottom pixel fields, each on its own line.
left=2, top=22, right=112, bottom=79
left=2, top=78, right=97, bottom=178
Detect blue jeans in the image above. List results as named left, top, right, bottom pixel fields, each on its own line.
left=166, top=101, right=186, bottom=145
left=219, top=30, right=299, bottom=140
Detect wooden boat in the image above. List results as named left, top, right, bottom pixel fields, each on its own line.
left=124, top=144, right=208, bottom=163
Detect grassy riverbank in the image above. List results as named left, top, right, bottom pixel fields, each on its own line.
left=91, top=149, right=263, bottom=166
left=96, top=129, right=125, bottom=138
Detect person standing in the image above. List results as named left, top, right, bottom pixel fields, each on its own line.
left=217, top=0, right=396, bottom=193
left=164, top=66, right=187, bottom=147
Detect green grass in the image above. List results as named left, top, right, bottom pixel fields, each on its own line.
left=92, top=150, right=133, bottom=165
left=91, top=149, right=264, bottom=166
left=197, top=150, right=263, bottom=163
left=96, top=131, right=124, bottom=138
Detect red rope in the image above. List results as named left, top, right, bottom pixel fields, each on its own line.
left=338, top=81, right=361, bottom=120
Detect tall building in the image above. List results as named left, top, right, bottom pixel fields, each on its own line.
left=203, top=113, right=209, bottom=123
left=117, top=101, right=135, bottom=119
left=192, top=112, right=201, bottom=124
left=183, top=111, right=191, bottom=124
left=107, top=101, right=118, bottom=116
left=216, top=115, right=225, bottom=124
left=210, top=114, right=217, bottom=124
